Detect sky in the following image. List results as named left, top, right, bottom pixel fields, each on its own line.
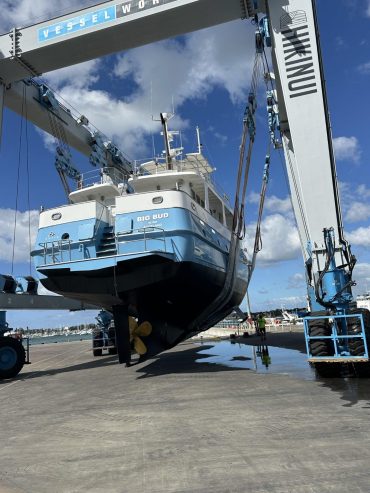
left=1, top=0, right=370, bottom=328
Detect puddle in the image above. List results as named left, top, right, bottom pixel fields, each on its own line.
left=195, top=340, right=315, bottom=380
left=193, top=340, right=370, bottom=405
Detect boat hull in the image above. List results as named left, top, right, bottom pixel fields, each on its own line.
left=40, top=254, right=248, bottom=356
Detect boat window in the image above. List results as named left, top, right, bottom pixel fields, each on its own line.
left=152, top=196, right=163, bottom=204
left=61, top=233, right=70, bottom=240
left=190, top=183, right=205, bottom=211
left=225, top=208, right=233, bottom=231
left=208, top=188, right=224, bottom=225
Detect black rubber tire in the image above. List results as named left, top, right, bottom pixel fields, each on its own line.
left=308, top=311, right=340, bottom=377
left=0, top=337, right=26, bottom=379
left=108, top=327, right=116, bottom=354
left=92, top=330, right=103, bottom=357
left=347, top=308, right=370, bottom=357
left=308, top=311, right=334, bottom=357
left=347, top=308, right=370, bottom=376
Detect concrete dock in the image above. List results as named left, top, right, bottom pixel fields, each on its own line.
left=1, top=332, right=370, bottom=493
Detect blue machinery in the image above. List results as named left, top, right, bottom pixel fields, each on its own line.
left=304, top=314, right=369, bottom=362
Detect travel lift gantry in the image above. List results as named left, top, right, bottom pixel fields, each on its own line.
left=0, top=0, right=367, bottom=378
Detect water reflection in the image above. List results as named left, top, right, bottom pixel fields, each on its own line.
left=195, top=340, right=316, bottom=380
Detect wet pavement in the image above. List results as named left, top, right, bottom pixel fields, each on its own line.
left=1, top=333, right=370, bottom=492
left=195, top=339, right=315, bottom=380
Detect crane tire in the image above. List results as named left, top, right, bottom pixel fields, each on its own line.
left=347, top=308, right=370, bottom=357
left=308, top=311, right=334, bottom=357
left=0, top=337, right=26, bottom=379
left=308, top=312, right=340, bottom=377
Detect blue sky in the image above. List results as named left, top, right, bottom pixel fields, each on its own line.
left=1, top=0, right=370, bottom=328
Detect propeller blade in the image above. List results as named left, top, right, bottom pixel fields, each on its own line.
left=134, top=336, right=147, bottom=355
left=136, top=321, right=152, bottom=337
left=129, top=316, right=138, bottom=334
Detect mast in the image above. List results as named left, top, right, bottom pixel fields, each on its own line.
left=160, top=112, right=173, bottom=171
left=196, top=126, right=203, bottom=154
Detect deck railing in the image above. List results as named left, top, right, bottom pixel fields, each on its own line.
left=37, top=227, right=167, bottom=266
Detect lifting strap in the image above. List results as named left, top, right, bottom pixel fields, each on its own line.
left=189, top=51, right=264, bottom=332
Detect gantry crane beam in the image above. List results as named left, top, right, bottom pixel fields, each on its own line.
left=0, top=0, right=265, bottom=84
left=4, top=79, right=95, bottom=158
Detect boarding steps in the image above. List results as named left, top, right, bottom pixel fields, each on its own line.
left=96, top=226, right=117, bottom=257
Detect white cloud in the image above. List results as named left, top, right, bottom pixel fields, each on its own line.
left=345, top=201, right=370, bottom=223
left=43, top=60, right=101, bottom=91
left=346, top=226, right=370, bottom=247
left=358, top=61, right=370, bottom=74
left=287, top=273, right=305, bottom=290
left=247, top=213, right=301, bottom=264
left=339, top=182, right=370, bottom=225
left=249, top=193, right=292, bottom=215
left=0, top=209, right=39, bottom=263
left=333, top=136, right=361, bottom=163
left=114, top=23, right=255, bottom=106
left=356, top=184, right=370, bottom=199
left=352, top=263, right=370, bottom=295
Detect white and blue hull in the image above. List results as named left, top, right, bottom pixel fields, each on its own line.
left=32, top=188, right=250, bottom=356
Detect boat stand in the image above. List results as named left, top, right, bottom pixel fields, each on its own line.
left=112, top=305, right=131, bottom=366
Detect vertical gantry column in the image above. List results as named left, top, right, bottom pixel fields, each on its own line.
left=112, top=305, right=131, bottom=366
left=0, top=83, right=4, bottom=148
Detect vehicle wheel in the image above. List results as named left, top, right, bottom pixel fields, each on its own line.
left=0, top=337, right=26, bottom=379
left=347, top=308, right=370, bottom=357
left=108, top=327, right=116, bottom=354
left=308, top=311, right=334, bottom=357
left=308, top=312, right=339, bottom=377
left=92, top=330, right=103, bottom=357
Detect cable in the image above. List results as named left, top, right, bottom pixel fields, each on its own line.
left=24, top=84, right=33, bottom=276
left=12, top=86, right=26, bottom=275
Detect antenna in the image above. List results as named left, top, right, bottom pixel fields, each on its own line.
left=160, top=113, right=172, bottom=170
left=196, top=126, right=202, bottom=154
left=150, top=81, right=156, bottom=158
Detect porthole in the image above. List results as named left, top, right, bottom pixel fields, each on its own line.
left=152, top=196, right=163, bottom=204
left=61, top=233, right=70, bottom=240
left=52, top=212, right=62, bottom=221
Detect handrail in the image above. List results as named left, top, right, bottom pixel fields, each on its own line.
left=37, top=226, right=167, bottom=266
left=117, top=226, right=167, bottom=253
